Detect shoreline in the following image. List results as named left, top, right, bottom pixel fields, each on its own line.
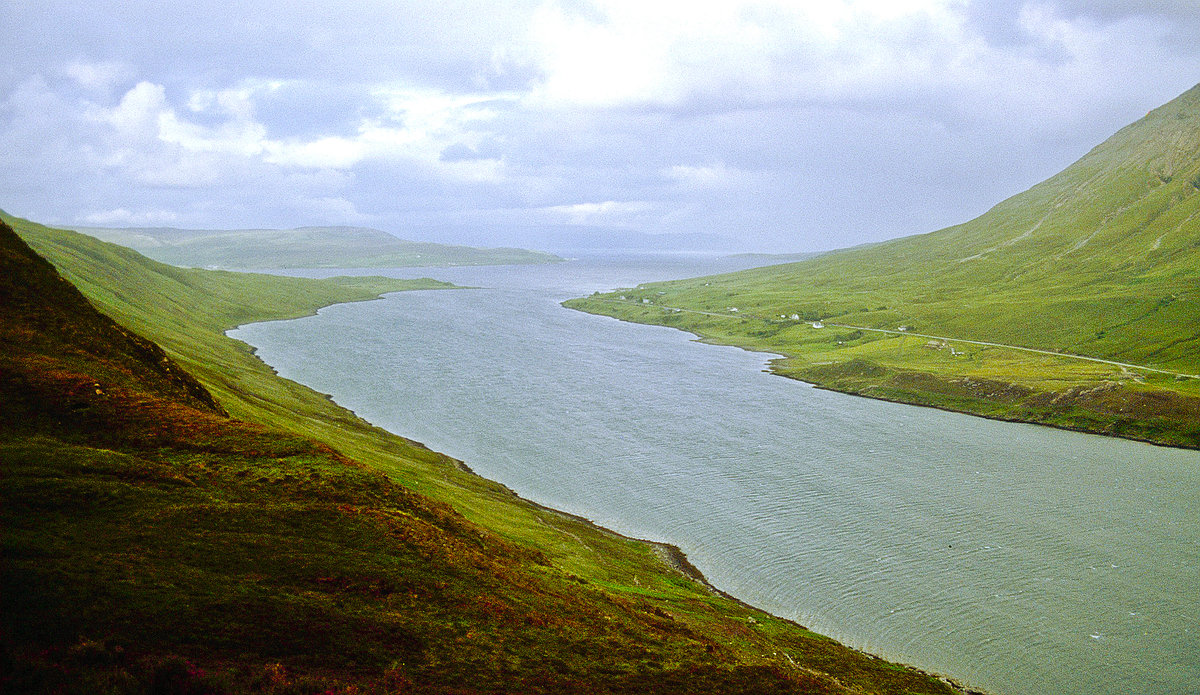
left=398, top=428, right=989, bottom=695
left=569, top=301, right=1200, bottom=452
left=768, top=359, right=1200, bottom=451
left=801, top=373, right=1199, bottom=451
left=229, top=299, right=990, bottom=695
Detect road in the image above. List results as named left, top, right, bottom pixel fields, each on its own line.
left=588, top=297, right=1200, bottom=380
left=821, top=322, right=1199, bottom=379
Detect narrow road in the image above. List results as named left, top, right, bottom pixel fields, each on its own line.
left=586, top=298, right=1200, bottom=380
left=822, top=323, right=1199, bottom=379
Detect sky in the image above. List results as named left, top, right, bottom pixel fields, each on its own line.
left=2, top=1, right=1199, bottom=253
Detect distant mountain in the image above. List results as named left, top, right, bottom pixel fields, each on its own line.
left=406, top=224, right=752, bottom=255
left=67, top=224, right=563, bottom=269
left=569, top=83, right=1200, bottom=447
left=527, top=228, right=748, bottom=254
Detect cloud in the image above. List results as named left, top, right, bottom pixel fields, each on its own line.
left=264, top=136, right=365, bottom=170
left=81, top=207, right=179, bottom=226
left=2, top=1, right=1200, bottom=248
left=544, top=200, right=655, bottom=225
left=294, top=196, right=373, bottom=224
left=664, top=163, right=750, bottom=191
left=249, top=86, right=515, bottom=183
left=55, top=78, right=515, bottom=190
left=515, top=0, right=985, bottom=110
left=1046, top=0, right=1200, bottom=25
left=62, top=61, right=135, bottom=94
left=82, top=82, right=247, bottom=187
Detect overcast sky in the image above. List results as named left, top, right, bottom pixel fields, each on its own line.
left=3, top=1, right=1199, bottom=252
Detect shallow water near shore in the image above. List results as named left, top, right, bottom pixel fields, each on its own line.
left=230, top=254, right=1200, bottom=695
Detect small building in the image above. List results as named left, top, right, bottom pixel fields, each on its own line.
left=897, top=325, right=909, bottom=332
left=791, top=314, right=801, bottom=320
left=812, top=321, right=824, bottom=329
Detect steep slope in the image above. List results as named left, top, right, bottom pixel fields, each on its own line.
left=0, top=223, right=223, bottom=430
left=1, top=217, right=964, bottom=694
left=69, top=224, right=563, bottom=268
left=568, top=84, right=1200, bottom=448
left=2, top=212, right=459, bottom=416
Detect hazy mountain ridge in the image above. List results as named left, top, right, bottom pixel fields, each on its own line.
left=396, top=224, right=755, bottom=255
left=68, top=224, right=564, bottom=269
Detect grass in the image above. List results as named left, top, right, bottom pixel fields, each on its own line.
left=1, top=214, right=967, bottom=694
left=564, top=83, right=1200, bottom=449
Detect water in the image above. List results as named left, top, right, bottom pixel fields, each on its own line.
left=229, top=254, right=1200, bottom=695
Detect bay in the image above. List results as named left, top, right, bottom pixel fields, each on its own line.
left=229, top=254, right=1200, bottom=695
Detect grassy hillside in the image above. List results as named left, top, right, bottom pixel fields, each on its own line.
left=1, top=215, right=965, bottom=694
left=70, top=224, right=563, bottom=269
left=567, top=84, right=1200, bottom=449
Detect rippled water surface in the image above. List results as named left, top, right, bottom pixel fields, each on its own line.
left=230, top=255, right=1200, bottom=695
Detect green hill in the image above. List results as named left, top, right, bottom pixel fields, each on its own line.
left=567, top=84, right=1200, bottom=449
left=69, top=224, right=563, bottom=269
left=1, top=213, right=963, bottom=693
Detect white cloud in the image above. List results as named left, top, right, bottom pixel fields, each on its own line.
left=81, top=207, right=179, bottom=226
left=63, top=61, right=134, bottom=94
left=102, top=81, right=169, bottom=140
left=512, top=0, right=1194, bottom=138
left=158, top=110, right=267, bottom=158
left=186, top=80, right=283, bottom=120
left=69, top=79, right=516, bottom=193
left=282, top=168, right=355, bottom=193
left=665, top=163, right=748, bottom=190
left=518, top=0, right=977, bottom=108
left=100, top=81, right=268, bottom=160
left=260, top=87, right=514, bottom=182
left=544, top=200, right=654, bottom=224
left=294, top=196, right=373, bottom=223
left=264, top=136, right=366, bottom=169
